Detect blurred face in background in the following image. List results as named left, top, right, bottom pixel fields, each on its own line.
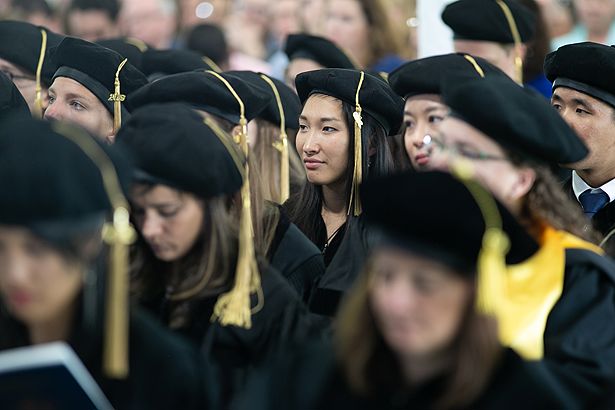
left=119, top=0, right=177, bottom=48
left=66, top=9, right=119, bottom=42
left=369, top=247, right=473, bottom=359
left=271, top=0, right=300, bottom=44
left=0, top=227, right=83, bottom=328
left=574, top=0, right=615, bottom=35
left=325, top=0, right=370, bottom=67
left=299, top=0, right=326, bottom=34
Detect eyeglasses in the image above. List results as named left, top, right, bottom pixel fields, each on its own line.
left=422, top=134, right=508, bottom=162
left=0, top=69, right=35, bottom=84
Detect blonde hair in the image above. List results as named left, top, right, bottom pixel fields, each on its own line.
left=253, top=119, right=306, bottom=204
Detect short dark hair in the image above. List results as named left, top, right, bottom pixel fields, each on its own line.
left=67, top=0, right=120, bottom=21
left=185, top=24, right=229, bottom=67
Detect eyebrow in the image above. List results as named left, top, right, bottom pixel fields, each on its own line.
left=299, top=115, right=343, bottom=123
left=48, top=88, right=93, bottom=102
left=572, top=98, right=592, bottom=109
left=404, top=105, right=447, bottom=117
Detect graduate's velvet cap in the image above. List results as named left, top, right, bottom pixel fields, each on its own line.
left=442, top=0, right=536, bottom=44
left=284, top=33, right=356, bottom=69
left=0, top=72, right=30, bottom=121
left=96, top=37, right=149, bottom=72
left=226, top=71, right=301, bottom=130
left=0, top=20, right=63, bottom=86
left=0, top=117, right=131, bottom=240
left=544, top=42, right=615, bottom=109
left=116, top=103, right=244, bottom=199
left=388, top=53, right=508, bottom=99
left=141, top=48, right=217, bottom=77
left=362, top=171, right=538, bottom=274
left=126, top=71, right=269, bottom=124
left=441, top=75, right=587, bottom=164
left=295, top=68, right=404, bottom=135
left=49, top=37, right=148, bottom=116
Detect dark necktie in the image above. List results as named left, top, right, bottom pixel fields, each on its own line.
left=579, top=189, right=609, bottom=218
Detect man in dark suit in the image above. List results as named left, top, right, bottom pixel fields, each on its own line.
left=545, top=42, right=615, bottom=254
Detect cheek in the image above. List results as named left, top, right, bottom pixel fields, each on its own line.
left=295, top=132, right=305, bottom=153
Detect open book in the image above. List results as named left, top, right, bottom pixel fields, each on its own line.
left=0, top=342, right=113, bottom=410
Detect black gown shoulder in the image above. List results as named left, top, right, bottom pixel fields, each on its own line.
left=74, top=307, right=210, bottom=410
left=309, top=216, right=379, bottom=317
left=233, top=342, right=568, bottom=410
left=157, top=266, right=326, bottom=408
left=541, top=248, right=615, bottom=407
left=268, top=204, right=325, bottom=303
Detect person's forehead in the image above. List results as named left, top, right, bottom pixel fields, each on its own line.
left=405, top=94, right=446, bottom=112
left=553, top=86, right=607, bottom=106
left=49, top=76, right=99, bottom=101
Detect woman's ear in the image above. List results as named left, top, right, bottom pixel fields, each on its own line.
left=509, top=166, right=536, bottom=201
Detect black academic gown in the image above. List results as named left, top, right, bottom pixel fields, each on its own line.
left=233, top=341, right=568, bottom=410
left=564, top=178, right=615, bottom=255
left=267, top=206, right=325, bottom=303
left=308, top=216, right=378, bottom=317
left=0, top=306, right=209, bottom=410
left=541, top=248, right=615, bottom=407
left=144, top=267, right=325, bottom=409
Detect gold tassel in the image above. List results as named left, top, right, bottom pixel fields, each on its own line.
left=102, top=207, right=136, bottom=378
left=451, top=160, right=510, bottom=316
left=259, top=74, right=290, bottom=204
left=51, top=122, right=136, bottom=379
left=204, top=70, right=262, bottom=329
left=203, top=56, right=222, bottom=73
left=108, top=58, right=128, bottom=135
left=32, top=29, right=47, bottom=118
left=496, top=0, right=524, bottom=84
left=348, top=71, right=365, bottom=216
left=463, top=55, right=485, bottom=78
left=476, top=227, right=510, bottom=314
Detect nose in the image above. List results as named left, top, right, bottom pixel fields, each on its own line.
left=141, top=213, right=164, bottom=242
left=2, top=255, right=29, bottom=288
left=301, top=130, right=319, bottom=156
left=43, top=101, right=63, bottom=121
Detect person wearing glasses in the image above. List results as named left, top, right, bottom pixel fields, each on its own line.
left=419, top=74, right=615, bottom=408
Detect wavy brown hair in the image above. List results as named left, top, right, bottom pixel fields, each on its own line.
left=508, top=153, right=602, bottom=244
left=130, top=193, right=239, bottom=329
left=336, top=258, right=502, bottom=410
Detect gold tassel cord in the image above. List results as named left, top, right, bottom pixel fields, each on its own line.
left=259, top=74, right=290, bottom=204
left=108, top=58, right=128, bottom=135
left=463, top=55, right=485, bottom=78
left=32, top=29, right=47, bottom=119
left=51, top=122, right=136, bottom=379
left=203, top=56, right=222, bottom=73
left=451, top=160, right=510, bottom=316
left=348, top=71, right=365, bottom=217
left=125, top=37, right=149, bottom=52
left=496, top=0, right=524, bottom=84
left=204, top=70, right=262, bottom=329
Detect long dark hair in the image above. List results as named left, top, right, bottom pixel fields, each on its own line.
left=284, top=95, right=394, bottom=243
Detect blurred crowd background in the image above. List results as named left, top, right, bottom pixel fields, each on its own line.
left=2, top=0, right=615, bottom=82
